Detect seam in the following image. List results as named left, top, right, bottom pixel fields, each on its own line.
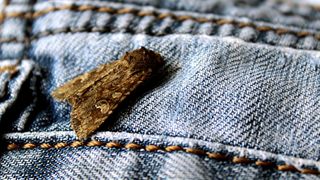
left=5, top=140, right=320, bottom=175
left=22, top=0, right=36, bottom=60
left=0, top=4, right=319, bottom=42
left=99, top=0, right=320, bottom=25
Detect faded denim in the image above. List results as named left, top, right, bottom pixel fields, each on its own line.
left=0, top=0, right=320, bottom=179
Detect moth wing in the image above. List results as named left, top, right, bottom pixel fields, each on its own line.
left=70, top=66, right=150, bottom=139
left=51, top=61, right=119, bottom=101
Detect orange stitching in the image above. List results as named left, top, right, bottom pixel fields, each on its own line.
left=0, top=4, right=318, bottom=41
left=70, top=141, right=83, bottom=147
left=165, top=145, right=183, bottom=152
left=255, top=160, right=274, bottom=167
left=5, top=142, right=320, bottom=175
left=157, top=13, right=172, bottom=19
left=176, top=15, right=194, bottom=21
left=40, top=143, right=52, bottom=149
left=232, top=156, right=253, bottom=164
left=216, top=19, right=234, bottom=25
left=301, top=169, right=320, bottom=175
left=145, top=145, right=160, bottom=151
left=77, top=5, right=97, bottom=11
left=96, top=7, right=116, bottom=13
left=0, top=0, right=9, bottom=22
left=137, top=10, right=155, bottom=17
left=54, top=142, right=67, bottom=149
left=255, top=26, right=273, bottom=32
left=195, top=17, right=209, bottom=23
left=7, top=143, right=18, bottom=150
left=277, top=164, right=297, bottom=171
left=106, top=141, right=121, bottom=148
left=297, top=31, right=311, bottom=37
left=125, top=143, right=142, bottom=150
left=0, top=65, right=17, bottom=74
left=87, top=140, right=103, bottom=147
left=184, top=148, right=206, bottom=155
left=117, top=8, right=137, bottom=14
left=237, top=22, right=254, bottom=28
left=207, top=152, right=227, bottom=160
left=22, top=143, right=36, bottom=149
left=0, top=5, right=316, bottom=35
left=276, top=28, right=290, bottom=35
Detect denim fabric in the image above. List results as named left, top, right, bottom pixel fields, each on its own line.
left=0, top=0, right=320, bottom=179
left=73, top=0, right=320, bottom=29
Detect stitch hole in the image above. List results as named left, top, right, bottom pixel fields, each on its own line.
left=232, top=157, right=253, bottom=164
left=145, top=145, right=160, bottom=151
left=125, top=143, right=142, bottom=150
left=38, top=30, right=52, bottom=37
left=165, top=145, right=183, bottom=152
left=24, top=12, right=33, bottom=19
left=277, top=164, right=297, bottom=172
left=52, top=27, right=69, bottom=34
left=40, top=143, right=52, bottom=149
left=106, top=141, right=122, bottom=148
left=7, top=143, right=19, bottom=150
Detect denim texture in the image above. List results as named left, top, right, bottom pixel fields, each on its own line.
left=0, top=0, right=320, bottom=179
left=85, top=0, right=320, bottom=30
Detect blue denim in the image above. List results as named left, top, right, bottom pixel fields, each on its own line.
left=0, top=0, right=320, bottom=179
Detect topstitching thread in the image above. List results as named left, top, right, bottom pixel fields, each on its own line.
left=0, top=4, right=319, bottom=44
left=5, top=140, right=320, bottom=175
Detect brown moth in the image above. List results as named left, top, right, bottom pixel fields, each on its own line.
left=51, top=47, right=164, bottom=139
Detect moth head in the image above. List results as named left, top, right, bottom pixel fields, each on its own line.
left=123, top=47, right=164, bottom=72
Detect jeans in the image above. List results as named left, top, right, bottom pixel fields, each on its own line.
left=0, top=0, right=319, bottom=179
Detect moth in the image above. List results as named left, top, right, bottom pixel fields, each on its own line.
left=52, top=47, right=164, bottom=139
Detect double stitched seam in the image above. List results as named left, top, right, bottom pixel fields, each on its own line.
left=23, top=0, right=37, bottom=59
left=0, top=5, right=319, bottom=45
left=90, top=0, right=320, bottom=26
left=5, top=141, right=320, bottom=175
